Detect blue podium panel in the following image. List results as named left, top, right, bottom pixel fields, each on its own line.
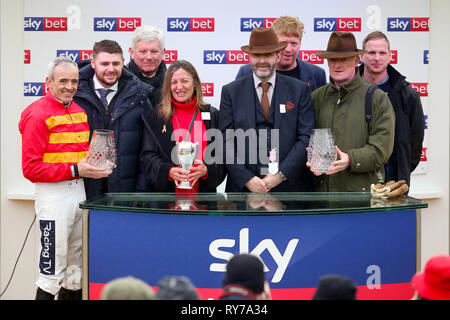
left=88, top=208, right=416, bottom=299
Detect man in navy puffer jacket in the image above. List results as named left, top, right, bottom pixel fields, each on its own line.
left=74, top=40, right=153, bottom=200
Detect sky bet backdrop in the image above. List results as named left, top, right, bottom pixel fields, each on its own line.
left=23, top=0, right=429, bottom=175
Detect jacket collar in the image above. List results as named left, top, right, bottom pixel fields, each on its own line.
left=76, top=64, right=150, bottom=120
left=127, top=59, right=166, bottom=90
left=45, top=90, right=73, bottom=109
left=328, top=68, right=363, bottom=96
left=358, top=63, right=408, bottom=91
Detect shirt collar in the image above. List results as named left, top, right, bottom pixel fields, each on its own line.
left=93, top=75, right=118, bottom=92
left=253, top=70, right=277, bottom=89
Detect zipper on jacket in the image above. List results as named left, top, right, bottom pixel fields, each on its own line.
left=336, top=89, right=341, bottom=105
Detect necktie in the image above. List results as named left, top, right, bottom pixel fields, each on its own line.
left=259, top=82, right=270, bottom=120
left=98, top=88, right=112, bottom=109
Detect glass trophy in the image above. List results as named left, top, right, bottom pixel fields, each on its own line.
left=307, top=128, right=337, bottom=174
left=87, top=129, right=116, bottom=171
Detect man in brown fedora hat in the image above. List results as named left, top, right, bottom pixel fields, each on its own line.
left=236, top=16, right=327, bottom=91
left=308, top=31, right=395, bottom=192
left=219, top=27, right=315, bottom=193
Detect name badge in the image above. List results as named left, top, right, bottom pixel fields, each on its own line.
left=201, top=112, right=211, bottom=120
left=279, top=104, right=286, bottom=113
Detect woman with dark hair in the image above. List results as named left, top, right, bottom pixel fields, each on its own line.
left=140, top=60, right=224, bottom=192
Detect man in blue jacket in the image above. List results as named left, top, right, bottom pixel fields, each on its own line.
left=74, top=40, right=153, bottom=199
left=235, top=16, right=327, bottom=91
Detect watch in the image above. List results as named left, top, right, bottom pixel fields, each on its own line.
left=279, top=171, right=287, bottom=182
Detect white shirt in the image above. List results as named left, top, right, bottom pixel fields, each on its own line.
left=253, top=71, right=276, bottom=105
left=93, top=75, right=118, bottom=105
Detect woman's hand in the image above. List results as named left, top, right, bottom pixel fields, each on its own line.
left=188, top=160, right=208, bottom=186
left=169, top=167, right=189, bottom=187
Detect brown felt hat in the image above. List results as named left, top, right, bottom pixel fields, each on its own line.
left=316, top=31, right=366, bottom=59
left=241, top=27, right=287, bottom=54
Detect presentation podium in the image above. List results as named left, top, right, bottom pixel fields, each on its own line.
left=80, top=192, right=427, bottom=300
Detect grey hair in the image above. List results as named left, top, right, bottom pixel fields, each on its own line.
left=48, top=57, right=78, bottom=79
left=131, top=25, right=165, bottom=51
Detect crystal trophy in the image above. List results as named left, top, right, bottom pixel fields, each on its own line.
left=87, top=129, right=116, bottom=171
left=176, top=141, right=199, bottom=189
left=307, top=128, right=337, bottom=174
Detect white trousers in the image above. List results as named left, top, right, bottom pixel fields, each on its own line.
left=35, top=179, right=85, bottom=295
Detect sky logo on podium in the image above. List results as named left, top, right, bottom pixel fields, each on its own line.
left=240, top=18, right=276, bottom=31
left=314, top=17, right=361, bottom=32
left=387, top=17, right=429, bottom=32
left=167, top=18, right=215, bottom=32
left=24, top=82, right=48, bottom=96
left=204, top=50, right=249, bottom=64
left=94, top=17, right=141, bottom=31
left=209, top=228, right=299, bottom=283
left=24, top=17, right=68, bottom=31
left=57, top=50, right=93, bottom=62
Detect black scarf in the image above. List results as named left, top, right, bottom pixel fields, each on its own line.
left=127, top=59, right=167, bottom=107
left=127, top=59, right=165, bottom=89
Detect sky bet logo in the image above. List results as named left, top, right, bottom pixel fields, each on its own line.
left=389, top=50, right=398, bottom=64
left=424, top=50, right=429, bottom=64
left=240, top=18, right=276, bottom=31
left=24, top=17, right=67, bottom=31
left=57, top=50, right=93, bottom=62
left=314, top=17, right=361, bottom=32
left=204, top=50, right=249, bottom=64
left=167, top=18, right=214, bottom=32
left=387, top=17, right=429, bottom=32
left=24, top=83, right=48, bottom=96
left=24, top=50, right=31, bottom=64
left=410, top=83, right=428, bottom=97
left=94, top=17, right=141, bottom=31
left=201, top=83, right=214, bottom=97
left=163, top=50, right=178, bottom=64
left=421, top=147, right=428, bottom=162
left=299, top=51, right=324, bottom=64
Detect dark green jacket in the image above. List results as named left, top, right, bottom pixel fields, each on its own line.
left=311, top=71, right=395, bottom=192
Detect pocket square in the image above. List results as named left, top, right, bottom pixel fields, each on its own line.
left=285, top=101, right=296, bottom=111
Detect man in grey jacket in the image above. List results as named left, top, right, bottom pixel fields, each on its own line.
left=308, top=32, right=395, bottom=192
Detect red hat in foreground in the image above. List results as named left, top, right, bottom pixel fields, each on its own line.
left=411, top=255, right=450, bottom=300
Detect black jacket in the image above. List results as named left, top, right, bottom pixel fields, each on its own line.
left=359, top=64, right=425, bottom=187
left=74, top=63, right=153, bottom=199
left=140, top=105, right=225, bottom=192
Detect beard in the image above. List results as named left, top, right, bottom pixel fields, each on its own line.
left=96, top=71, right=121, bottom=87
left=252, top=62, right=277, bottom=80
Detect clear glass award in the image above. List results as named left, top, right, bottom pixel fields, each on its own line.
left=307, top=128, right=337, bottom=174
left=87, top=129, right=116, bottom=171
